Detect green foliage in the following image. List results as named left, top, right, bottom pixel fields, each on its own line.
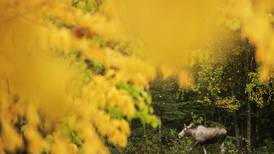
left=190, top=63, right=242, bottom=112
left=124, top=127, right=240, bottom=154
left=223, top=138, right=238, bottom=154
left=124, top=128, right=194, bottom=154
left=255, top=139, right=274, bottom=153
left=125, top=40, right=274, bottom=154
left=215, top=96, right=240, bottom=112
left=70, top=131, right=83, bottom=147
left=190, top=112, right=204, bottom=124
left=106, top=106, right=124, bottom=119
left=72, top=0, right=99, bottom=13
left=61, top=124, right=83, bottom=147
left=124, top=129, right=161, bottom=154
left=245, top=72, right=273, bottom=107
left=193, top=64, right=223, bottom=102
left=116, top=82, right=160, bottom=128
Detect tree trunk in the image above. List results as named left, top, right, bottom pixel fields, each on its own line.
left=233, top=111, right=240, bottom=151
left=159, top=124, right=162, bottom=154
left=246, top=103, right=252, bottom=153
left=255, top=110, right=259, bottom=148
left=246, top=42, right=254, bottom=153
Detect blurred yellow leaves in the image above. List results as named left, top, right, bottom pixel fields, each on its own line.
left=1, top=120, right=22, bottom=152
left=178, top=70, right=194, bottom=89
left=1, top=0, right=274, bottom=153
left=107, top=87, right=135, bottom=117
left=230, top=0, right=274, bottom=82
left=122, top=0, right=232, bottom=71
left=0, top=0, right=156, bottom=153
left=160, top=64, right=194, bottom=88
left=121, top=0, right=274, bottom=84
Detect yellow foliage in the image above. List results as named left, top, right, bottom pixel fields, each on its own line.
left=230, top=0, right=274, bottom=82
left=122, top=0, right=233, bottom=72
left=178, top=70, right=194, bottom=89
left=121, top=0, right=274, bottom=83
left=24, top=127, right=48, bottom=154
left=1, top=120, right=22, bottom=152
left=0, top=0, right=156, bottom=153
left=215, top=97, right=241, bottom=112
left=1, top=0, right=274, bottom=153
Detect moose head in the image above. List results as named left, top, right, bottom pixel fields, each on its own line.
left=178, top=123, right=194, bottom=138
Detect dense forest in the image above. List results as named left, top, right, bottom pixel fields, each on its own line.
left=120, top=42, right=274, bottom=154
left=109, top=40, right=274, bottom=153
left=1, top=0, right=274, bottom=154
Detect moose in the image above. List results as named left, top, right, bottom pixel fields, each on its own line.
left=178, top=123, right=227, bottom=154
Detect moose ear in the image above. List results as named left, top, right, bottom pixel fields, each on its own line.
left=184, top=123, right=186, bottom=127
left=188, top=123, right=194, bottom=128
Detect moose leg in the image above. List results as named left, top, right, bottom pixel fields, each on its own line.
left=220, top=142, right=225, bottom=154
left=191, top=141, right=199, bottom=149
left=189, top=141, right=198, bottom=152
left=202, top=145, right=207, bottom=154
